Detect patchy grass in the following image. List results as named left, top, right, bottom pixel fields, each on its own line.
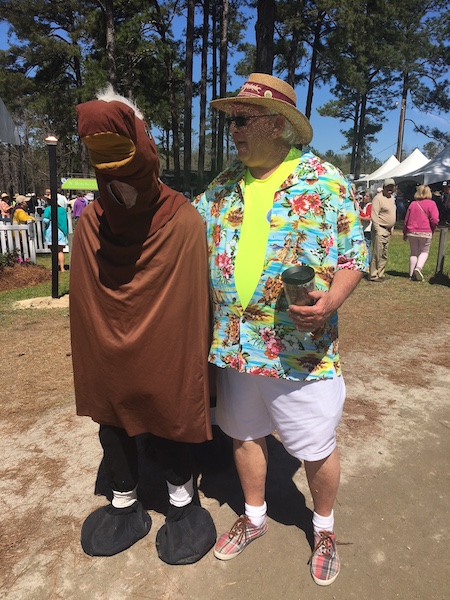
left=0, top=253, right=69, bottom=303
left=385, top=227, right=450, bottom=280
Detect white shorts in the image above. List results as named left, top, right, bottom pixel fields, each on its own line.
left=216, top=368, right=346, bottom=462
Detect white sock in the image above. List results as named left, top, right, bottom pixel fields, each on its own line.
left=111, top=487, right=137, bottom=508
left=167, top=476, right=194, bottom=507
left=245, top=502, right=267, bottom=527
left=312, top=510, right=334, bottom=533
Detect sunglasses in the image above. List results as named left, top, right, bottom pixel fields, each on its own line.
left=225, top=114, right=278, bottom=129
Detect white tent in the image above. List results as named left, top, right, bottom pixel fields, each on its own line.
left=396, top=144, right=450, bottom=185
left=354, top=155, right=400, bottom=185
left=379, top=148, right=429, bottom=181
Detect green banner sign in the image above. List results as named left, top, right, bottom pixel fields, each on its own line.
left=61, top=178, right=98, bottom=190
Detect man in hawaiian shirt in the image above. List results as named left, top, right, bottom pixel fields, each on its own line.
left=194, top=73, right=369, bottom=586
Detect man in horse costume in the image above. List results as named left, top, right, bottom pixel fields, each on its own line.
left=70, top=87, right=216, bottom=564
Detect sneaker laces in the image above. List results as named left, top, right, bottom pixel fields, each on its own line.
left=308, top=531, right=336, bottom=563
left=228, top=515, right=250, bottom=544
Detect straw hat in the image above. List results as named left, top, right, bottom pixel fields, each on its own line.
left=210, top=73, right=313, bottom=145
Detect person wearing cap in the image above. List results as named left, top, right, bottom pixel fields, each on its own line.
left=194, top=73, right=368, bottom=586
left=12, top=195, right=36, bottom=225
left=369, top=178, right=397, bottom=282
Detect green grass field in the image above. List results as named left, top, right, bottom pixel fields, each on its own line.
left=386, top=226, right=449, bottom=281
left=0, top=227, right=449, bottom=306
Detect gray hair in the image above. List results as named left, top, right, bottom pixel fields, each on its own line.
left=279, top=119, right=298, bottom=145
left=259, top=106, right=299, bottom=145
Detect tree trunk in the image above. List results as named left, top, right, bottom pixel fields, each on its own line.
left=164, top=128, right=170, bottom=170
left=354, top=94, right=367, bottom=179
left=197, top=0, right=210, bottom=191
left=255, top=0, right=275, bottom=73
left=151, top=1, right=181, bottom=187
left=210, top=2, right=218, bottom=176
left=286, top=25, right=301, bottom=88
left=350, top=96, right=360, bottom=175
left=216, top=0, right=229, bottom=174
left=183, top=0, right=195, bottom=193
left=169, top=65, right=181, bottom=189
left=102, top=0, right=117, bottom=88
left=305, top=11, right=325, bottom=120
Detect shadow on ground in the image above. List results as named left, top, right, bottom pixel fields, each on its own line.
left=91, top=431, right=314, bottom=548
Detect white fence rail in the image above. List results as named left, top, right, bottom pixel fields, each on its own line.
left=0, top=214, right=73, bottom=263
left=0, top=222, right=37, bottom=263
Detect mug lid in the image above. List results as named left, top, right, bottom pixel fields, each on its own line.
left=281, top=265, right=315, bottom=285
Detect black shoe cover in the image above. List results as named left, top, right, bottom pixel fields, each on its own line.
left=81, top=501, right=151, bottom=556
left=156, top=503, right=216, bottom=565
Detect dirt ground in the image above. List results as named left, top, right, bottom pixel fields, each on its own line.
left=1, top=281, right=449, bottom=600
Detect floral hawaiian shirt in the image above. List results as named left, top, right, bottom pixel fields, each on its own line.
left=194, top=151, right=369, bottom=381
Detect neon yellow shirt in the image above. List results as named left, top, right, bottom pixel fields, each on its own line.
left=235, top=148, right=302, bottom=309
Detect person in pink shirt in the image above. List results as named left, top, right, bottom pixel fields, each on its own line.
left=1, top=192, right=12, bottom=220
left=402, top=184, right=439, bottom=281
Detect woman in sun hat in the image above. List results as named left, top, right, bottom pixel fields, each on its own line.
left=194, top=73, right=368, bottom=586
left=1, top=192, right=12, bottom=221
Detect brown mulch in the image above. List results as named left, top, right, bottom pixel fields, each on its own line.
left=0, top=264, right=52, bottom=291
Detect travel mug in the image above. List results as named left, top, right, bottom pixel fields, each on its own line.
left=281, top=265, right=315, bottom=306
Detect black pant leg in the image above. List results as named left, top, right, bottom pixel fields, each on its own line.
left=99, top=425, right=139, bottom=492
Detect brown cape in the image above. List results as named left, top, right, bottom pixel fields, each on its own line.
left=70, top=200, right=211, bottom=442
left=70, top=97, right=211, bottom=443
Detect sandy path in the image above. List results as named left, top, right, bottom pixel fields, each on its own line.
left=1, top=299, right=449, bottom=599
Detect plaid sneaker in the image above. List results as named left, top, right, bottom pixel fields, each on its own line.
left=309, top=530, right=340, bottom=586
left=214, top=515, right=268, bottom=561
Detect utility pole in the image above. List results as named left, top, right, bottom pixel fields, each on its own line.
left=396, top=97, right=406, bottom=161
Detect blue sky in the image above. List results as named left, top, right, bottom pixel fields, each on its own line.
left=1, top=17, right=448, bottom=168
left=219, top=68, right=443, bottom=165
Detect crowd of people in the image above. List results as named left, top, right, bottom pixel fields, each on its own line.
left=0, top=188, right=94, bottom=221
left=1, top=191, right=45, bottom=221
left=0, top=188, right=94, bottom=269
left=355, top=178, right=442, bottom=282
left=2, top=73, right=447, bottom=591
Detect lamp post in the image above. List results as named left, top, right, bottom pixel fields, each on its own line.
left=45, top=135, right=59, bottom=298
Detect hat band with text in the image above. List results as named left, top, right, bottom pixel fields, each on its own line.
left=237, top=82, right=295, bottom=106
